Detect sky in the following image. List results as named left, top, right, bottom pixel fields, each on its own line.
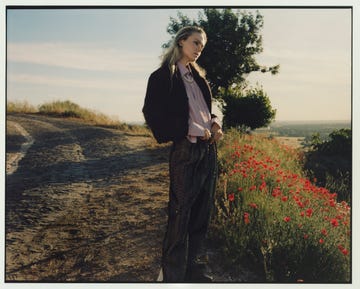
left=5, top=6, right=352, bottom=124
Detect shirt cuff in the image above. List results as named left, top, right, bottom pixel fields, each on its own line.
left=211, top=117, right=222, bottom=129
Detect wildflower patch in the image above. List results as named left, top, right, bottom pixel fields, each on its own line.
left=212, top=129, right=351, bottom=282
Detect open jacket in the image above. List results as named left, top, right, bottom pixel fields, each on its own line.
left=142, top=63, right=216, bottom=143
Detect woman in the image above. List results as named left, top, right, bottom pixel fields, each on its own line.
left=142, top=26, right=223, bottom=282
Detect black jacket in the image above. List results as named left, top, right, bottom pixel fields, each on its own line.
left=142, top=63, right=215, bottom=143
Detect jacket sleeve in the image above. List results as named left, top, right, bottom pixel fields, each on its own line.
left=142, top=71, right=171, bottom=143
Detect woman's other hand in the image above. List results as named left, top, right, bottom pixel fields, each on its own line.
left=210, top=123, right=223, bottom=144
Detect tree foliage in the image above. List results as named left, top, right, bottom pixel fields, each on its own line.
left=164, top=9, right=279, bottom=95
left=220, top=86, right=276, bottom=130
left=310, top=129, right=352, bottom=157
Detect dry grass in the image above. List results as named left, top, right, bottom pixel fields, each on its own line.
left=38, top=100, right=119, bottom=126
left=7, top=100, right=151, bottom=136
left=7, top=101, right=38, bottom=114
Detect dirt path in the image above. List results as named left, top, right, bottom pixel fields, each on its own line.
left=5, top=114, right=259, bottom=282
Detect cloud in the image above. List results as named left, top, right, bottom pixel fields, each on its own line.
left=7, top=42, right=157, bottom=73
left=7, top=72, right=146, bottom=93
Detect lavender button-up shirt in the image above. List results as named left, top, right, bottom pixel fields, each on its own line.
left=177, top=62, right=221, bottom=143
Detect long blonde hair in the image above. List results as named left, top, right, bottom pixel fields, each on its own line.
left=161, top=26, right=207, bottom=78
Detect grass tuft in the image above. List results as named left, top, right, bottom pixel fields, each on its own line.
left=7, top=101, right=38, bottom=114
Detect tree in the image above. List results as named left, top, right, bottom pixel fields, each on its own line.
left=220, top=86, right=276, bottom=130
left=164, top=9, right=279, bottom=96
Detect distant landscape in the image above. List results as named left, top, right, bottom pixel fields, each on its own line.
left=258, top=120, right=351, bottom=138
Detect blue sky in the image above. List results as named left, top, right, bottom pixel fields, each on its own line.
left=6, top=7, right=352, bottom=123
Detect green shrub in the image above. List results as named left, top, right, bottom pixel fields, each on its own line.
left=304, top=129, right=351, bottom=202
left=220, top=86, right=276, bottom=131
left=211, top=129, right=351, bottom=282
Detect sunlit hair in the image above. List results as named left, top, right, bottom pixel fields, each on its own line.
left=161, top=26, right=207, bottom=78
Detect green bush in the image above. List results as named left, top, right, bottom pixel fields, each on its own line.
left=220, top=86, right=276, bottom=131
left=304, top=129, right=352, bottom=202
left=211, top=129, right=351, bottom=282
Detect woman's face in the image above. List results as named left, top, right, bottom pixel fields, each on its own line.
left=179, top=32, right=206, bottom=64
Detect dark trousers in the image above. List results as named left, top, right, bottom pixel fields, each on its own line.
left=161, top=138, right=217, bottom=282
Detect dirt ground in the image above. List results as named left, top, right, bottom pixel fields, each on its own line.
left=5, top=114, right=260, bottom=283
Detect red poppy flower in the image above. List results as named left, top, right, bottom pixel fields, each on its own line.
left=244, top=212, right=250, bottom=224
left=228, top=193, right=235, bottom=202
left=306, top=208, right=313, bottom=217
left=297, top=201, right=304, bottom=208
left=303, top=234, right=309, bottom=239
left=272, top=187, right=281, bottom=198
left=331, top=218, right=339, bottom=227
left=249, top=203, right=258, bottom=209
left=319, top=238, right=324, bottom=244
left=281, top=196, right=288, bottom=202
left=259, top=182, right=267, bottom=191
left=283, top=216, right=291, bottom=222
left=321, top=228, right=328, bottom=236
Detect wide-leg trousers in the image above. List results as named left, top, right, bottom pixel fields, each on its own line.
left=161, top=138, right=218, bottom=282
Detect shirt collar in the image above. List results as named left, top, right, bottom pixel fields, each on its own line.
left=177, top=62, right=192, bottom=77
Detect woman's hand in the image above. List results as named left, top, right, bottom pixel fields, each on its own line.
left=201, top=128, right=212, bottom=141
left=210, top=123, right=223, bottom=144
